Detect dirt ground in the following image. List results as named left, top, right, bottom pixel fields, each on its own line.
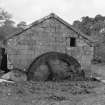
left=0, top=63, right=105, bottom=105
left=0, top=80, right=105, bottom=105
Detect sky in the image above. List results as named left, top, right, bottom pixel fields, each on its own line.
left=0, top=0, right=105, bottom=24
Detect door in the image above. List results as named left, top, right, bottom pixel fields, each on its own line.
left=0, top=48, right=9, bottom=72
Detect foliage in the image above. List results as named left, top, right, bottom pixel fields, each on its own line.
left=0, top=9, right=16, bottom=40
left=17, top=21, right=27, bottom=30
left=0, top=8, right=12, bottom=20
left=0, top=8, right=27, bottom=41
left=72, top=14, right=105, bottom=38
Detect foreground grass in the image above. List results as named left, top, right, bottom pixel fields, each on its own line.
left=0, top=80, right=104, bottom=105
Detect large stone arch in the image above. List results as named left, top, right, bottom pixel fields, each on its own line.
left=27, top=52, right=82, bottom=81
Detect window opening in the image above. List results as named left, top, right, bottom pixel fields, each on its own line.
left=70, top=37, right=76, bottom=47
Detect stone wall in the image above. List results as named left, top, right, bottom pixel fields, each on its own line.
left=93, top=42, right=105, bottom=63
left=6, top=17, right=93, bottom=70
left=66, top=37, right=93, bottom=69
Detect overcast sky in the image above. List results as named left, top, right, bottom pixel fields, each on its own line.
left=0, top=0, right=105, bottom=24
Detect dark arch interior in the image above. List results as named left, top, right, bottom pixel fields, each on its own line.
left=27, top=52, right=81, bottom=81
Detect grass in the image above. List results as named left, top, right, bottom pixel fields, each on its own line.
left=0, top=80, right=103, bottom=105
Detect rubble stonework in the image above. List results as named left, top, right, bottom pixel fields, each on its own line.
left=6, top=13, right=94, bottom=70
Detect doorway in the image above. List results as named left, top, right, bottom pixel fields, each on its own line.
left=0, top=48, right=9, bottom=72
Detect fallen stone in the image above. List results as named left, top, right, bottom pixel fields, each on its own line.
left=0, top=79, right=14, bottom=83
left=1, top=68, right=27, bottom=82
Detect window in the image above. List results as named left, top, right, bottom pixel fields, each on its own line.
left=70, top=37, right=76, bottom=47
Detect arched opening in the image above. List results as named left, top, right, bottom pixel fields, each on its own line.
left=27, top=52, right=82, bottom=81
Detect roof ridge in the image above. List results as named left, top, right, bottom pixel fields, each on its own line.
left=5, top=13, right=94, bottom=44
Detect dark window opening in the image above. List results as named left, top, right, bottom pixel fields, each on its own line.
left=70, top=37, right=76, bottom=47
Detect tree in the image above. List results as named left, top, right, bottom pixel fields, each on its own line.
left=17, top=21, right=27, bottom=29
left=72, top=20, right=81, bottom=30
left=72, top=16, right=93, bottom=35
left=72, top=14, right=105, bottom=37
left=0, top=8, right=12, bottom=20
left=0, top=8, right=18, bottom=40
left=95, top=14, right=105, bottom=22
left=4, top=20, right=15, bottom=27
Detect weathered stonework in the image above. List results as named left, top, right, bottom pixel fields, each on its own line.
left=93, top=42, right=105, bottom=63
left=6, top=13, right=93, bottom=70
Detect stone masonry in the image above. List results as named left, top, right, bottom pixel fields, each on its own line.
left=5, top=13, right=94, bottom=70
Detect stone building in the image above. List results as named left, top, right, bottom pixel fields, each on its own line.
left=3, top=13, right=94, bottom=70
